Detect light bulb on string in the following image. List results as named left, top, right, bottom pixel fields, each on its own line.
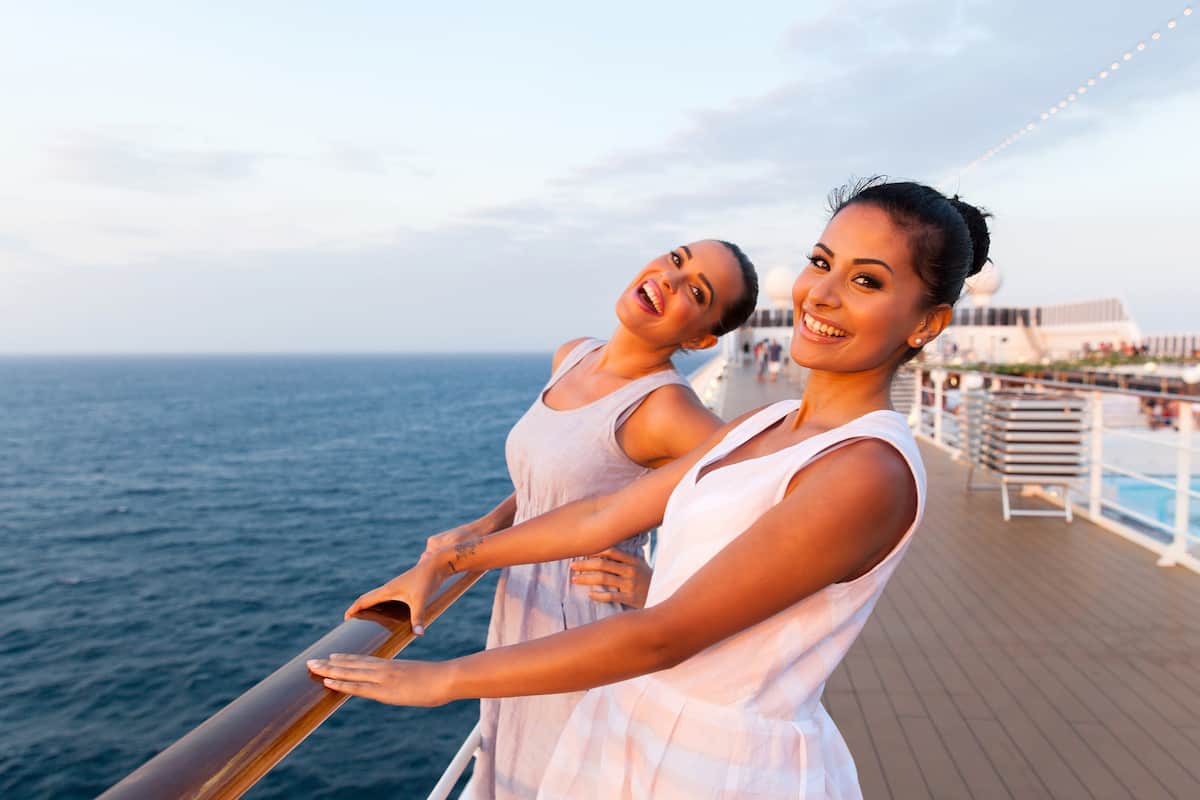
left=937, top=7, right=1189, bottom=186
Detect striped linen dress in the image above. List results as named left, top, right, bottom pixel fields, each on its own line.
left=465, top=338, right=689, bottom=800
left=537, top=399, right=927, bottom=799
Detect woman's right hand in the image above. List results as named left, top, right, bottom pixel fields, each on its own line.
left=343, top=557, right=448, bottom=634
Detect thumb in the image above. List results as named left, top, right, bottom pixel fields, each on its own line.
left=408, top=597, right=427, bottom=636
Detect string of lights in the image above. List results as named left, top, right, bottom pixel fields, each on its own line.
left=937, top=5, right=1195, bottom=189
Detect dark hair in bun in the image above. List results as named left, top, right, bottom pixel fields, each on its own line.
left=711, top=240, right=759, bottom=336
left=827, top=177, right=991, bottom=307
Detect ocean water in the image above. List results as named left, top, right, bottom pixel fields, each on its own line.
left=0, top=353, right=706, bottom=799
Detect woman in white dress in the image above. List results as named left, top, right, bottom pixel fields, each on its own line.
left=312, top=179, right=992, bottom=798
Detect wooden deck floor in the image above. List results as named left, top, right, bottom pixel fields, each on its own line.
left=716, top=361, right=1200, bottom=799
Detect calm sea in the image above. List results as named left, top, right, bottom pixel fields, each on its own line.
left=0, top=352, right=707, bottom=799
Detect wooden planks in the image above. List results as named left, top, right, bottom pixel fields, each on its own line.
left=829, top=444, right=1200, bottom=800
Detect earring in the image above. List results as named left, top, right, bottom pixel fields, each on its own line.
left=914, top=338, right=923, bottom=345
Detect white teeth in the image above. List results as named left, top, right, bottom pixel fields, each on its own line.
left=641, top=280, right=663, bottom=313
left=804, top=313, right=847, bottom=338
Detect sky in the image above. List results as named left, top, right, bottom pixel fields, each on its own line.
left=1, top=0, right=1197, bottom=353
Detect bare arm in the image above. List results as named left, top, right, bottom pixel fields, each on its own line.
left=342, top=409, right=759, bottom=625
left=618, top=383, right=724, bottom=468
left=313, top=439, right=918, bottom=703
left=423, top=491, right=517, bottom=555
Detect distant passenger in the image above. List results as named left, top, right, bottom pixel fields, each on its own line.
left=313, top=179, right=990, bottom=799
left=768, top=338, right=784, bottom=381
left=350, top=240, right=758, bottom=800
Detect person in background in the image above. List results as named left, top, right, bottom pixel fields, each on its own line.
left=768, top=337, right=784, bottom=382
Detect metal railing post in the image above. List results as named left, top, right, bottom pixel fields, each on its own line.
left=911, top=367, right=923, bottom=431
left=1089, top=392, right=1104, bottom=521
left=932, top=368, right=946, bottom=445
left=1159, top=401, right=1195, bottom=567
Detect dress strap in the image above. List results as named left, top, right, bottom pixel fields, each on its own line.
left=610, top=367, right=693, bottom=432
left=543, top=338, right=605, bottom=391
left=771, top=411, right=925, bottom=507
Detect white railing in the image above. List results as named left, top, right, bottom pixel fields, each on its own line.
left=687, top=354, right=729, bottom=412
left=426, top=722, right=482, bottom=800
left=908, top=365, right=1199, bottom=574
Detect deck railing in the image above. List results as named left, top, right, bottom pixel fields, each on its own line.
left=909, top=365, right=1199, bottom=574
left=99, top=571, right=485, bottom=800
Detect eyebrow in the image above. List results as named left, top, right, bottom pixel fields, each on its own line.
left=681, top=244, right=693, bottom=259
left=699, top=273, right=715, bottom=305
left=814, top=242, right=894, bottom=275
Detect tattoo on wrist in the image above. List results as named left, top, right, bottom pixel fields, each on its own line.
left=447, top=538, right=480, bottom=574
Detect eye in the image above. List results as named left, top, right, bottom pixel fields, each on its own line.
left=669, top=251, right=682, bottom=267
left=690, top=285, right=705, bottom=303
left=807, top=255, right=830, bottom=271
left=853, top=274, right=882, bottom=290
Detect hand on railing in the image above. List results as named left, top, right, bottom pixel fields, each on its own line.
left=569, top=547, right=652, bottom=609
left=306, top=653, right=452, bottom=706
left=344, top=555, right=451, bottom=634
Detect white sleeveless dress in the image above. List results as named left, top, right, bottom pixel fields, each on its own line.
left=466, top=339, right=691, bottom=800
left=536, top=399, right=927, bottom=799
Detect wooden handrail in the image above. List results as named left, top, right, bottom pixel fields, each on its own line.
left=100, top=571, right=486, bottom=800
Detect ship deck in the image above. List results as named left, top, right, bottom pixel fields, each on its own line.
left=717, top=360, right=1200, bottom=799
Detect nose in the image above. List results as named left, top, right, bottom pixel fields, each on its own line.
left=659, top=272, right=678, bottom=294
left=801, top=270, right=841, bottom=309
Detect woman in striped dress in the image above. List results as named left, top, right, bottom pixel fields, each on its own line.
left=312, top=179, right=992, bottom=798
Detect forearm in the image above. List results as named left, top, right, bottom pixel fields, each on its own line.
left=437, top=494, right=628, bottom=575
left=445, top=607, right=679, bottom=699
left=474, top=491, right=517, bottom=536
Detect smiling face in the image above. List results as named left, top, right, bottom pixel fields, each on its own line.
left=615, top=240, right=746, bottom=350
left=790, top=203, right=949, bottom=373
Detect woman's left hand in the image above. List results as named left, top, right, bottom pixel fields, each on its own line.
left=569, top=547, right=652, bottom=609
left=306, top=653, right=451, bottom=706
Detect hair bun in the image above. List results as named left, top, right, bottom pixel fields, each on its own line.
left=949, top=195, right=992, bottom=276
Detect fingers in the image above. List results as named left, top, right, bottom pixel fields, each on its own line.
left=589, top=589, right=631, bottom=605
left=571, top=570, right=627, bottom=590
left=571, top=557, right=634, bottom=578
left=305, top=656, right=384, bottom=684
left=318, top=677, right=389, bottom=702
left=409, top=599, right=426, bottom=636
left=589, top=547, right=638, bottom=564
left=344, top=588, right=385, bottom=620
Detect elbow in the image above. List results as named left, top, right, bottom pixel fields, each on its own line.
left=631, top=609, right=695, bottom=673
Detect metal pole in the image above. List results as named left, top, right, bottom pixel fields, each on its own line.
left=932, top=368, right=946, bottom=445
left=1159, top=402, right=1195, bottom=567
left=911, top=368, right=922, bottom=431
left=427, top=721, right=482, bottom=800
left=1089, top=392, right=1103, bottom=521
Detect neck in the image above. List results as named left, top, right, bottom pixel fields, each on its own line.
left=796, top=362, right=896, bottom=429
left=597, top=325, right=679, bottom=378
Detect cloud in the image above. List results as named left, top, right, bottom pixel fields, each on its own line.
left=550, top=0, right=1200, bottom=216
left=323, top=144, right=433, bottom=178
left=55, top=133, right=270, bottom=192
